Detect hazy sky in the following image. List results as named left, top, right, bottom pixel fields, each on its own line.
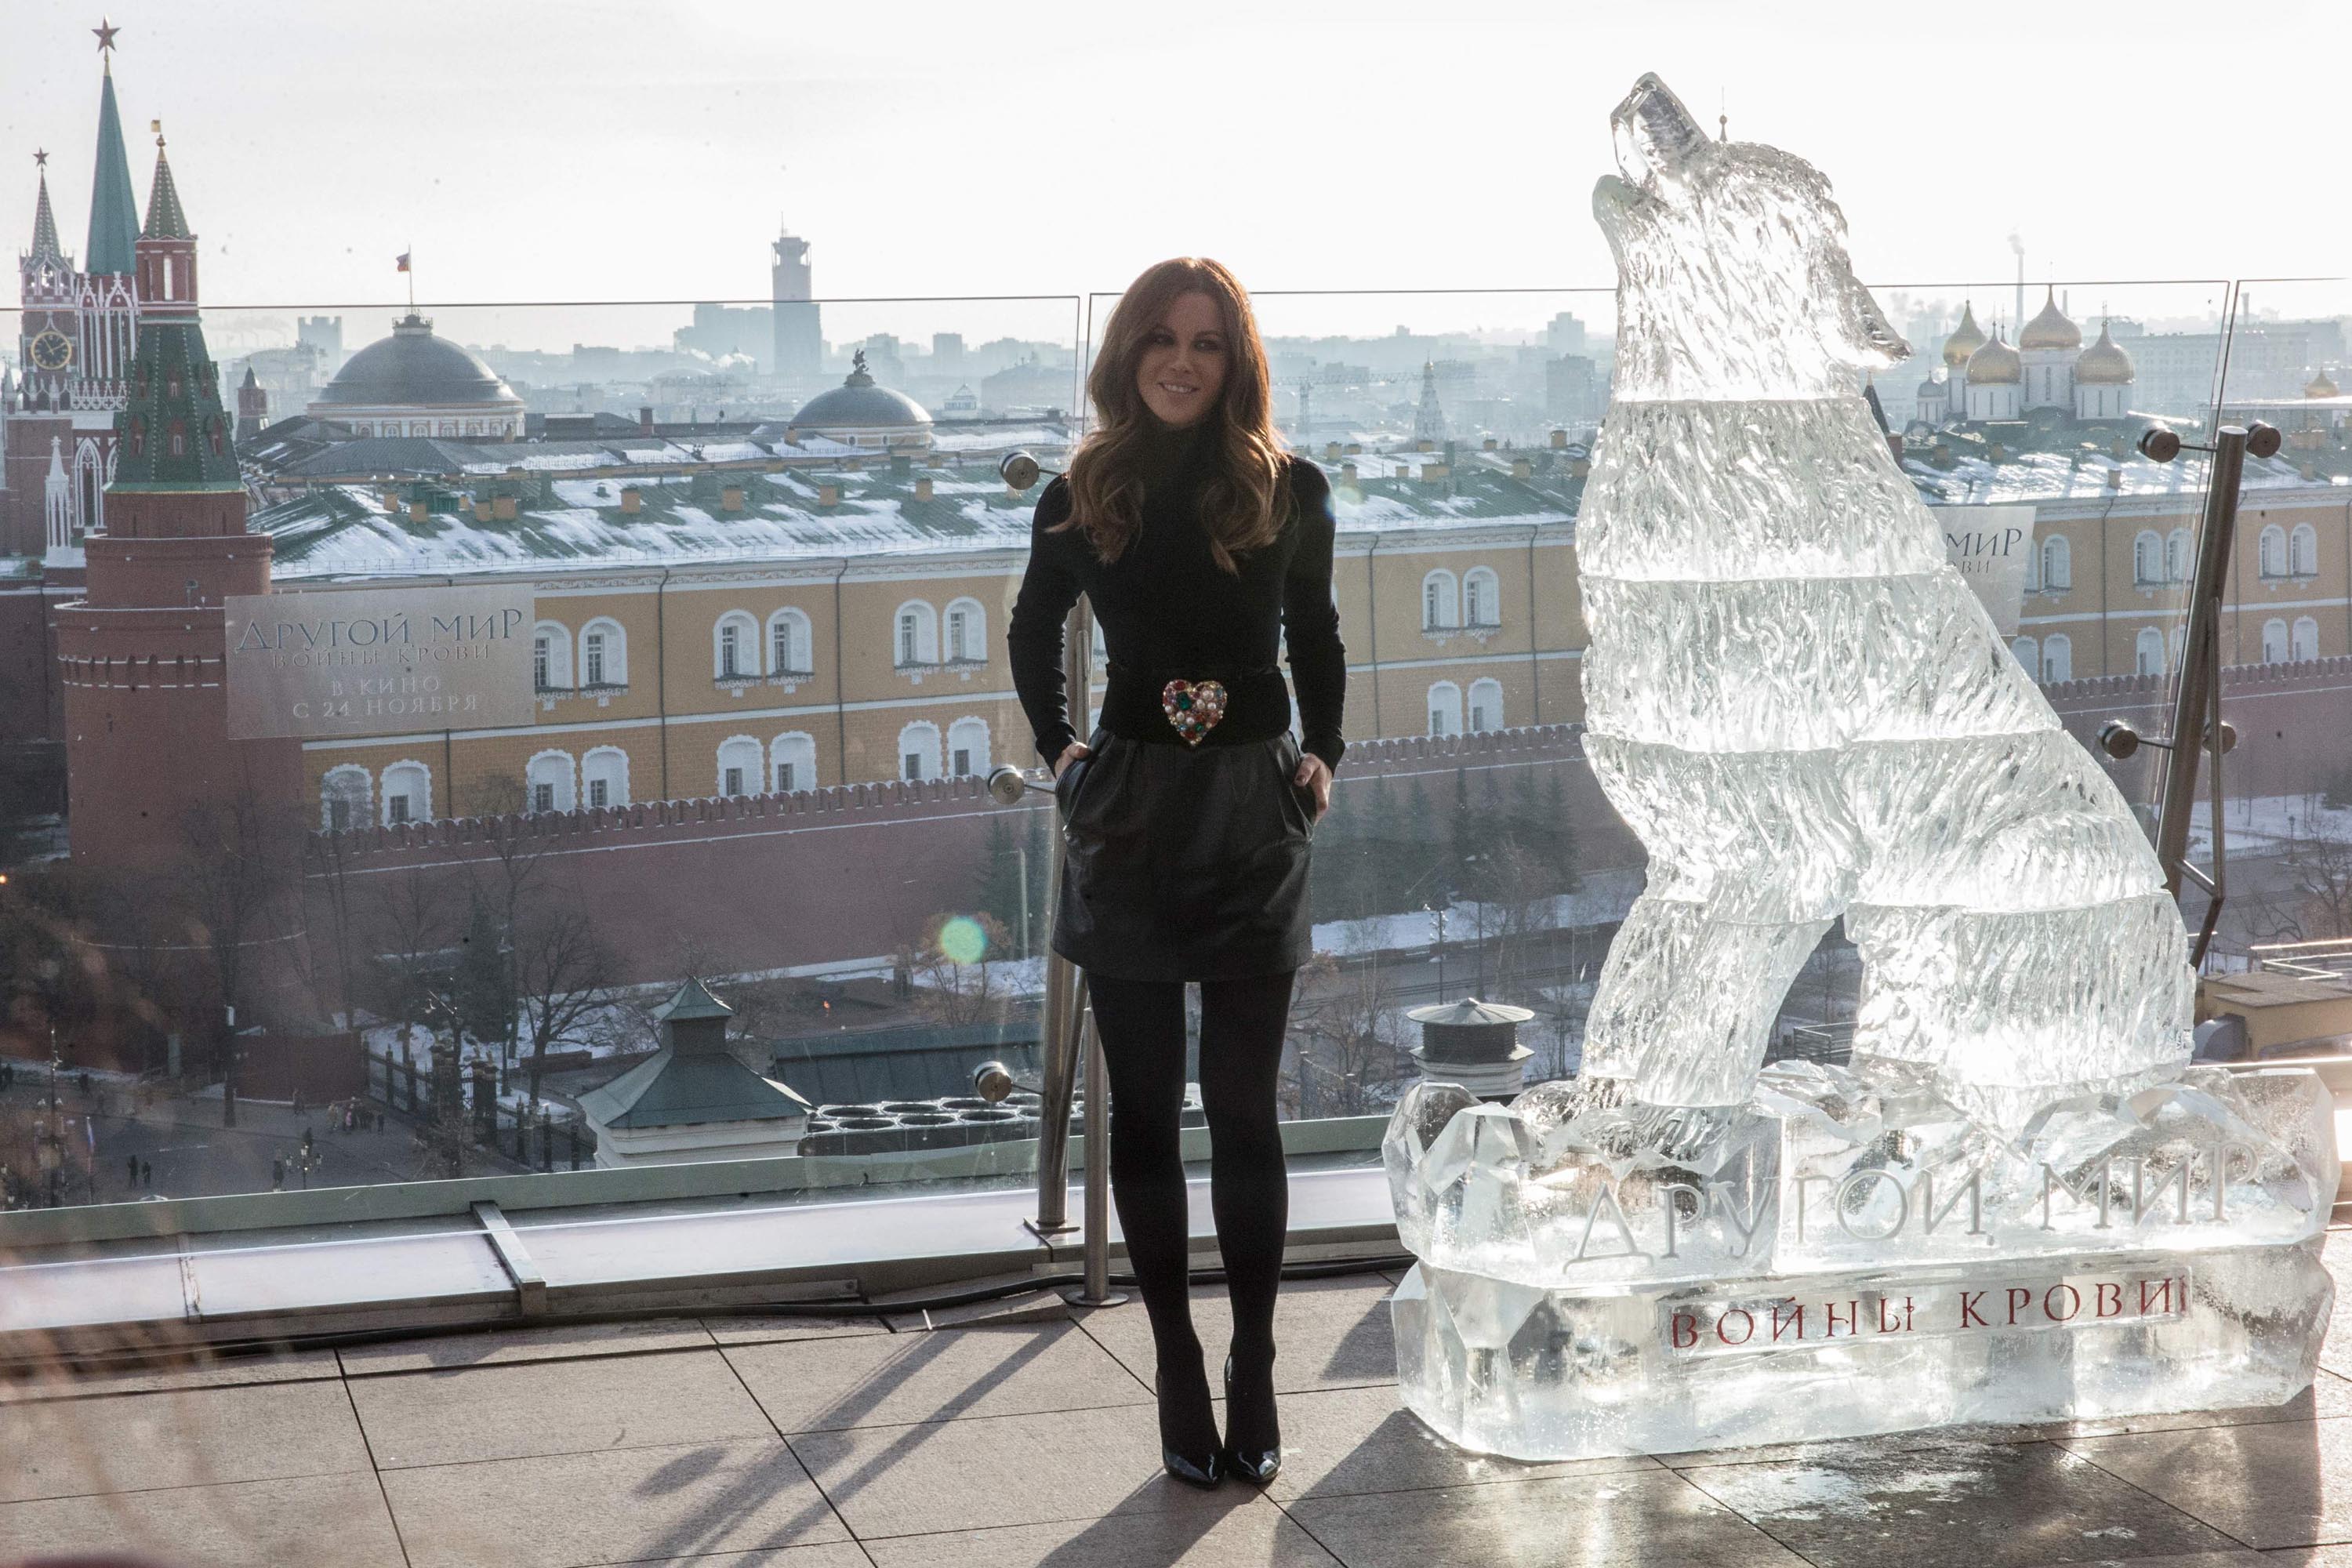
left=5, top=0, right=2347, bottom=349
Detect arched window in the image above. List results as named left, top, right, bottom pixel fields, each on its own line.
left=381, top=760, right=431, bottom=826
left=2292, top=615, right=2320, bottom=662
left=579, top=618, right=628, bottom=688
left=713, top=610, right=759, bottom=680
left=2170, top=626, right=2186, bottom=670
left=2261, top=618, right=2289, bottom=665
left=2132, top=532, right=2161, bottom=586
left=2135, top=627, right=2166, bottom=677
left=1426, top=681, right=1463, bottom=736
left=897, top=720, right=942, bottom=781
left=2023, top=537, right=2041, bottom=593
left=581, top=746, right=630, bottom=810
left=1462, top=568, right=1501, bottom=628
left=2292, top=524, right=2319, bottom=576
left=2011, top=636, right=2038, bottom=679
left=771, top=731, right=818, bottom=794
left=532, top=619, right=572, bottom=691
left=2165, top=528, right=2190, bottom=584
left=1421, top=570, right=1460, bottom=630
left=943, top=597, right=988, bottom=664
left=526, top=750, right=576, bottom=815
left=2040, top=534, right=2071, bottom=590
left=1466, top=677, right=1504, bottom=732
left=717, top=735, right=762, bottom=798
left=2259, top=524, right=2287, bottom=579
left=2042, top=633, right=2072, bottom=684
left=946, top=716, right=991, bottom=777
left=768, top=608, right=813, bottom=676
left=321, top=765, right=372, bottom=832
left=894, top=600, right=939, bottom=667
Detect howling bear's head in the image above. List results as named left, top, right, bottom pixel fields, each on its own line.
left=1595, top=74, right=1909, bottom=403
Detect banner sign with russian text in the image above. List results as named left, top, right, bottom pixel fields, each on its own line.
left=1935, top=503, right=2038, bottom=639
left=224, top=586, right=535, bottom=739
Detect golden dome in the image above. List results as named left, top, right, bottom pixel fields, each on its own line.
left=1965, top=332, right=2021, bottom=386
left=1942, top=303, right=1987, bottom=366
left=2074, top=322, right=2136, bottom=386
left=2019, top=285, right=2082, bottom=351
left=2307, top=371, right=2340, bottom=398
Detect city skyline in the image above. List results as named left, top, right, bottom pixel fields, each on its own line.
left=2, top=0, right=2347, bottom=353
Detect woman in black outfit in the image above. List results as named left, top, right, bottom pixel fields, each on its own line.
left=1006, top=257, right=1345, bottom=1490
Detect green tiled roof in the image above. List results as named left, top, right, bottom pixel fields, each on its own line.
left=110, top=319, right=242, bottom=492
left=140, top=141, right=188, bottom=240
left=576, top=1048, right=812, bottom=1131
left=84, top=69, right=140, bottom=276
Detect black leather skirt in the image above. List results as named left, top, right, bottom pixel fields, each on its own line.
left=1050, top=725, right=1316, bottom=982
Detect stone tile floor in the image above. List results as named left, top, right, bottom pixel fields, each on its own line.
left=5, top=1240, right=2352, bottom=1568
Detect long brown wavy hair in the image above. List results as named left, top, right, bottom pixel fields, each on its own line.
left=1058, top=257, right=1291, bottom=574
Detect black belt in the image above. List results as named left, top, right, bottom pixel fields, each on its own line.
left=1099, top=662, right=1290, bottom=749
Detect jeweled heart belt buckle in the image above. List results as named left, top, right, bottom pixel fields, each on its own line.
left=1160, top=678, right=1228, bottom=746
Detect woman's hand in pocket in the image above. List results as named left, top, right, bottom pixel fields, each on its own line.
left=1292, top=753, right=1333, bottom=820
left=1053, top=740, right=1091, bottom=780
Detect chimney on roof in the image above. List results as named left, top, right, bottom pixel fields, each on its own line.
left=1483, top=436, right=1498, bottom=452
left=409, top=497, right=429, bottom=523
left=1549, top=428, right=1568, bottom=448
left=620, top=486, right=643, bottom=515
left=493, top=492, right=518, bottom=521
left=473, top=495, right=495, bottom=523
left=720, top=481, right=745, bottom=513
left=1416, top=438, right=1435, bottom=454
left=2107, top=465, right=2124, bottom=488
left=1343, top=442, right=1362, bottom=456
left=639, top=406, right=655, bottom=434
left=1324, top=441, right=1343, bottom=461
left=1511, top=457, right=1533, bottom=479
left=1340, top=461, right=1358, bottom=487
left=818, top=482, right=840, bottom=507
left=890, top=453, right=912, bottom=477
left=914, top=476, right=934, bottom=502
left=1886, top=434, right=1904, bottom=465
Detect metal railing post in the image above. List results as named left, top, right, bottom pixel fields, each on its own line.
left=1031, top=597, right=1094, bottom=1236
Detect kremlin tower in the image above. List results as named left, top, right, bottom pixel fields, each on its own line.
left=52, top=125, right=311, bottom=1062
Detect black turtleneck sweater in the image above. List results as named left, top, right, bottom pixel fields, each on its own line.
left=1007, top=424, right=1347, bottom=771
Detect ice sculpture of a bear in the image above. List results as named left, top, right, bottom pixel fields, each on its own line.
left=1575, top=74, right=2193, bottom=1125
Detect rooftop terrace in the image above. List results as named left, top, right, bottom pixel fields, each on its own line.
left=9, top=1227, right=2352, bottom=1568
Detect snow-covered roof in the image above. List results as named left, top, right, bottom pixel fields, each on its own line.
left=1904, top=446, right=2347, bottom=507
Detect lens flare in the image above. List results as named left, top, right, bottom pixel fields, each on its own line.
left=938, top=915, right=988, bottom=966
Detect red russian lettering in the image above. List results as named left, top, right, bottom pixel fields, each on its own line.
left=2007, top=1287, right=2033, bottom=1325
left=1717, top=1308, right=1755, bottom=1346
left=1671, top=1310, right=1700, bottom=1349
left=2096, top=1283, right=2122, bottom=1318
left=1878, top=1296, right=1915, bottom=1334
left=1960, top=1290, right=1987, bottom=1327
left=2140, top=1278, right=2176, bottom=1315
left=2044, top=1284, right=2081, bottom=1323
left=1824, top=1300, right=1857, bottom=1338
left=1771, top=1301, right=1805, bottom=1342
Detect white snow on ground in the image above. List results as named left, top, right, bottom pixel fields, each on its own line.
left=2187, top=793, right=2352, bottom=858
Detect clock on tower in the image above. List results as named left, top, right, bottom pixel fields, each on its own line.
left=30, top=328, right=74, bottom=371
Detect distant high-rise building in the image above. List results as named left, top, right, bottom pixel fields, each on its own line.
left=771, top=225, right=822, bottom=381
left=296, top=314, right=343, bottom=369
left=933, top=332, right=965, bottom=373
left=1545, top=311, right=1587, bottom=358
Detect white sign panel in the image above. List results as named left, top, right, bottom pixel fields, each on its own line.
left=225, top=586, right=535, bottom=740
left=1936, top=503, right=2037, bottom=639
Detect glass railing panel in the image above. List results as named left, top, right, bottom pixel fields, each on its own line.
left=2199, top=278, right=2352, bottom=965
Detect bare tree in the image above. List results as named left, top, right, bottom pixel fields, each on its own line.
left=517, top=897, right=618, bottom=1106
left=468, top=775, right=554, bottom=1069
left=2287, top=797, right=2352, bottom=939
left=176, top=797, right=304, bottom=1127
left=365, top=865, right=459, bottom=1057
left=1284, top=949, right=1409, bottom=1119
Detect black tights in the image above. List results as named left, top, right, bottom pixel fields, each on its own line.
left=1086, top=968, right=1294, bottom=1455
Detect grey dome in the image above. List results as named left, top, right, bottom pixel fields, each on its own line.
left=314, top=314, right=520, bottom=408
left=793, top=357, right=931, bottom=430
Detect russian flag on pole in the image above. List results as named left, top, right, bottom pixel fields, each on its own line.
left=396, top=252, right=411, bottom=272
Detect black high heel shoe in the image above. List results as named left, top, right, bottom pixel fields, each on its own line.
left=1221, top=1353, right=1282, bottom=1486
left=1157, top=1374, right=1224, bottom=1489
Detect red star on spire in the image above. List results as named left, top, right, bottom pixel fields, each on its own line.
left=93, top=17, right=120, bottom=53
left=32, top=149, right=47, bottom=169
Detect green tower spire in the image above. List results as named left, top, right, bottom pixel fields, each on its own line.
left=141, top=139, right=187, bottom=240
left=85, top=64, right=142, bottom=276
left=110, top=319, right=241, bottom=493
left=28, top=161, right=64, bottom=263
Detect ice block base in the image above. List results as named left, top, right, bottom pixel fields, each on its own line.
left=1392, top=1237, right=2332, bottom=1461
